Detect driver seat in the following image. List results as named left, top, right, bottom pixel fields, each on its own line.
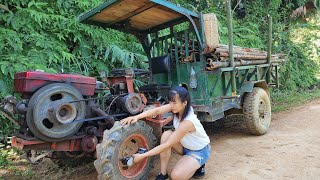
left=139, top=55, right=171, bottom=92
left=150, top=55, right=171, bottom=74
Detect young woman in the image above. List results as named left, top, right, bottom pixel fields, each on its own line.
left=120, top=86, right=211, bottom=180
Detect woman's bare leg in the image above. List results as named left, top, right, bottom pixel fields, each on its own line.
left=159, top=130, right=183, bottom=175
left=171, top=155, right=201, bottom=180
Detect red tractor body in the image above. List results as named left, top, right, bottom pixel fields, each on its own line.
left=6, top=69, right=171, bottom=171
left=14, top=71, right=96, bottom=97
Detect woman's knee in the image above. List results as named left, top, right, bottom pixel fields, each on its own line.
left=160, top=130, right=173, bottom=144
left=170, top=169, right=188, bottom=180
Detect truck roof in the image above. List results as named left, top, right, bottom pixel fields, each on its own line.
left=78, top=0, right=199, bottom=33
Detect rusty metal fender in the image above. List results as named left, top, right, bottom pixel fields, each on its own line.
left=239, top=80, right=269, bottom=105
left=240, top=80, right=269, bottom=94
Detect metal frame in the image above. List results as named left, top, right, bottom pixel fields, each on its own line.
left=78, top=0, right=119, bottom=23
left=78, top=0, right=206, bottom=67
left=78, top=0, right=200, bottom=33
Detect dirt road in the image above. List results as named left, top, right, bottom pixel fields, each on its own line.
left=2, top=99, right=320, bottom=180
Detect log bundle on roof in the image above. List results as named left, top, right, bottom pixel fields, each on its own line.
left=203, top=45, right=286, bottom=70
left=170, top=42, right=286, bottom=70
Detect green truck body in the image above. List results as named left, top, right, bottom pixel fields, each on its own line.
left=79, top=0, right=281, bottom=123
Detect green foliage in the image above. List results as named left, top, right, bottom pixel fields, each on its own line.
left=271, top=86, right=320, bottom=112
left=0, top=153, right=10, bottom=167
left=275, top=15, right=320, bottom=90
left=240, top=2, right=319, bottom=91
left=0, top=79, right=12, bottom=98
left=0, top=148, right=19, bottom=167
left=0, top=147, right=34, bottom=178
left=0, top=0, right=147, bottom=98
left=0, top=113, right=18, bottom=147
left=6, top=165, right=34, bottom=177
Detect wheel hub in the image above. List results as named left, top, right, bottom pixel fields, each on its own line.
left=118, top=134, right=149, bottom=178
left=49, top=103, right=77, bottom=124
left=81, top=135, right=98, bottom=152
left=258, top=100, right=268, bottom=125
left=121, top=93, right=143, bottom=115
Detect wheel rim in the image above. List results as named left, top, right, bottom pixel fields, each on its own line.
left=118, top=133, right=149, bottom=178
left=258, top=100, right=269, bottom=125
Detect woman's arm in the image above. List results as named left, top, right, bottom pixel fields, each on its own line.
left=133, top=120, right=196, bottom=162
left=120, top=104, right=172, bottom=125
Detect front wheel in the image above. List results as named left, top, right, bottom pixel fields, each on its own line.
left=94, top=121, right=156, bottom=180
left=243, top=87, right=271, bottom=135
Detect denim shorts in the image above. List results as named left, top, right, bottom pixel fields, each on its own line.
left=183, top=144, right=211, bottom=166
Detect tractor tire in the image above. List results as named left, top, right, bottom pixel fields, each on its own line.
left=243, top=87, right=271, bottom=135
left=94, top=121, right=156, bottom=180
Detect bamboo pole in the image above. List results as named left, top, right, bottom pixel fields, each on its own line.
left=227, top=0, right=236, bottom=94
left=267, top=14, right=273, bottom=84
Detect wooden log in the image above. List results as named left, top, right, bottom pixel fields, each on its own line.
left=203, top=44, right=268, bottom=55
left=202, top=45, right=216, bottom=54
left=182, top=52, right=201, bottom=62
left=215, top=46, right=286, bottom=58
left=219, top=57, right=229, bottom=62
left=184, top=54, right=193, bottom=62
left=218, top=44, right=262, bottom=52
left=207, top=59, right=286, bottom=69
left=215, top=48, right=268, bottom=56
left=216, top=52, right=267, bottom=60
left=215, top=52, right=282, bottom=60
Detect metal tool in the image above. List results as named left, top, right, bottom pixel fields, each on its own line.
left=121, top=148, right=148, bottom=167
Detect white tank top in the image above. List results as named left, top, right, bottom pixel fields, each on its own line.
left=173, top=107, right=210, bottom=150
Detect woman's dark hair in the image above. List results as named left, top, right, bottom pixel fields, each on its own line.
left=168, top=86, right=191, bottom=121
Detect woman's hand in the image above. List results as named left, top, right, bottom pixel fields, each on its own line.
left=120, top=116, right=139, bottom=126
left=132, top=153, right=146, bottom=163
left=120, top=104, right=172, bottom=126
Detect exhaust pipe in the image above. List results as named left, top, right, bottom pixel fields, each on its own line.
left=91, top=107, right=115, bottom=129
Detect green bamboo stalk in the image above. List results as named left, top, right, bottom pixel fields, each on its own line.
left=226, top=0, right=236, bottom=93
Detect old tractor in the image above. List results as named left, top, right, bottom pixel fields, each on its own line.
left=3, top=0, right=284, bottom=179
